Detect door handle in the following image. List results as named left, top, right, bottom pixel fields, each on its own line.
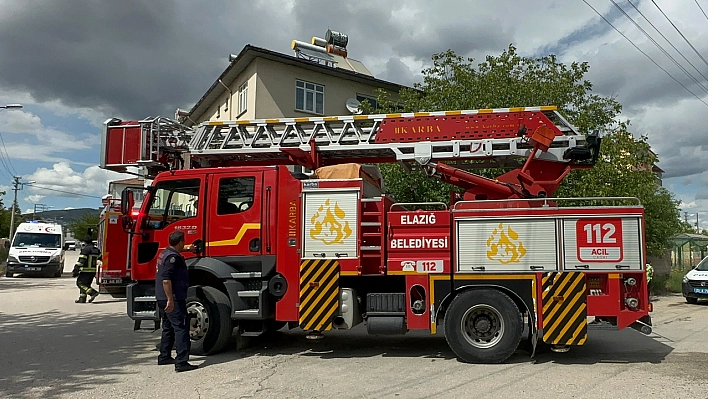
left=335, top=253, right=349, bottom=258
left=530, top=265, right=544, bottom=270
left=472, top=266, right=486, bottom=271
left=574, top=264, right=590, bottom=269
left=615, top=264, right=630, bottom=269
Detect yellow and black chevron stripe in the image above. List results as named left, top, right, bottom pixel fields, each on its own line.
left=299, top=259, right=340, bottom=331
left=541, top=272, right=587, bottom=345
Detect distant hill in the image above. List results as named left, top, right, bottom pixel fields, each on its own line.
left=23, top=208, right=100, bottom=227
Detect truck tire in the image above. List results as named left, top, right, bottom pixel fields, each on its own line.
left=186, top=286, right=233, bottom=356
left=686, top=297, right=698, bottom=304
left=444, top=289, right=523, bottom=364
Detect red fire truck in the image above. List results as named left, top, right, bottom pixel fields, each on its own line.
left=100, top=107, right=652, bottom=363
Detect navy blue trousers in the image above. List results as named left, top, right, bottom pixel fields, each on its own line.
left=157, top=300, right=190, bottom=364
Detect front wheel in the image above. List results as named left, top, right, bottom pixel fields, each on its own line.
left=686, top=297, right=698, bottom=304
left=444, top=289, right=523, bottom=364
left=186, top=286, right=233, bottom=355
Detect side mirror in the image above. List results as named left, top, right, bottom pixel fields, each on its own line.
left=121, top=215, right=134, bottom=232
left=121, top=189, right=135, bottom=216
left=4, top=240, right=10, bottom=249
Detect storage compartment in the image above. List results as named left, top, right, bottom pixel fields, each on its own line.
left=562, top=217, right=643, bottom=271
left=456, top=217, right=558, bottom=272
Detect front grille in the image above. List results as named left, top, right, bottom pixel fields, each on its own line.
left=18, top=256, right=50, bottom=263
left=688, top=280, right=708, bottom=288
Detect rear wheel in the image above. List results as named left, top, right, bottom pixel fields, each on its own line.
left=686, top=297, right=698, bottom=304
left=444, top=289, right=523, bottom=364
left=5, top=271, right=12, bottom=278
left=186, top=286, right=233, bottom=355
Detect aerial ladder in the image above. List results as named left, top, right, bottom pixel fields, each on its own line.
left=101, top=106, right=600, bottom=200
left=100, top=106, right=652, bottom=363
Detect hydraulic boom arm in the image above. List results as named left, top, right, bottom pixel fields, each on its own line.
left=100, top=106, right=600, bottom=200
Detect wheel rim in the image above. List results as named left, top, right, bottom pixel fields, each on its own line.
left=187, top=301, right=210, bottom=341
left=460, top=304, right=505, bottom=349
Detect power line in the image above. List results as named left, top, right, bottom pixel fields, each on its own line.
left=612, top=0, right=708, bottom=95
left=627, top=0, right=708, bottom=86
left=695, top=0, right=708, bottom=22
left=0, top=131, right=18, bottom=176
left=25, top=183, right=104, bottom=199
left=650, top=0, right=708, bottom=69
left=581, top=0, right=708, bottom=107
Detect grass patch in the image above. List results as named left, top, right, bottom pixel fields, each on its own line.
left=652, top=269, right=685, bottom=294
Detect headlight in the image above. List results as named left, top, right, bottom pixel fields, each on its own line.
left=7, top=255, right=18, bottom=263
left=50, top=255, right=62, bottom=263
left=683, top=275, right=690, bottom=283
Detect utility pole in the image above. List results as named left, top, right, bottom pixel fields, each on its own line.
left=696, top=213, right=700, bottom=234
left=685, top=212, right=689, bottom=225
left=33, top=203, right=47, bottom=220
left=9, top=176, right=21, bottom=240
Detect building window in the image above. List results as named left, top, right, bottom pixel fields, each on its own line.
left=238, top=82, right=248, bottom=115
left=356, top=94, right=379, bottom=111
left=296, top=80, right=324, bottom=114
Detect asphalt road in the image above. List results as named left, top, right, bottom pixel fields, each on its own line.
left=1, top=253, right=707, bottom=398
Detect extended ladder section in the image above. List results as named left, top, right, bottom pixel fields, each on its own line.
left=101, top=106, right=597, bottom=179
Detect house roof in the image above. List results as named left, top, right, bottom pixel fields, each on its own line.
left=185, top=44, right=411, bottom=126
left=110, top=178, right=145, bottom=186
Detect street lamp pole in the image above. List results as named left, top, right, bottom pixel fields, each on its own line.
left=0, top=104, right=22, bottom=110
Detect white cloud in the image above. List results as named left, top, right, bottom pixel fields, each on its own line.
left=0, top=109, right=94, bottom=164
left=25, top=162, right=129, bottom=201
left=24, top=194, right=46, bottom=203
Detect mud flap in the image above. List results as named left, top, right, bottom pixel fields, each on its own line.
left=541, top=272, right=587, bottom=345
left=299, top=259, right=340, bottom=331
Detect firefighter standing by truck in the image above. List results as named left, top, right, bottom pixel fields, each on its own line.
left=72, top=236, right=101, bottom=303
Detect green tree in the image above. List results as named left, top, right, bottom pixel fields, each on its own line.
left=371, top=44, right=684, bottom=256
left=67, top=213, right=101, bottom=241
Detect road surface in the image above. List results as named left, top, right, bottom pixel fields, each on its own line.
left=1, top=254, right=707, bottom=398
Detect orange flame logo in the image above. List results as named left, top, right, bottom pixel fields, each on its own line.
left=486, top=223, right=527, bottom=264
left=310, top=199, right=352, bottom=245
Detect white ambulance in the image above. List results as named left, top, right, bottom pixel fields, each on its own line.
left=5, top=221, right=67, bottom=278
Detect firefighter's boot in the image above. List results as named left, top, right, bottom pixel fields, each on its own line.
left=75, top=296, right=87, bottom=304
left=88, top=290, right=99, bottom=303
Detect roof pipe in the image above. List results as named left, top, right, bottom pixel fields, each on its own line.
left=311, top=37, right=327, bottom=47
left=218, top=79, right=233, bottom=120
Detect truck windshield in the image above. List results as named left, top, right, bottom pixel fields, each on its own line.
left=12, top=233, right=62, bottom=248
left=144, top=178, right=200, bottom=229
left=695, top=257, right=708, bottom=271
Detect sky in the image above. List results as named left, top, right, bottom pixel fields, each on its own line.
left=0, top=0, right=706, bottom=229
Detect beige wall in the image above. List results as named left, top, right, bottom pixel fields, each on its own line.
left=194, top=57, right=399, bottom=124
left=253, top=58, right=398, bottom=119
left=197, top=63, right=258, bottom=124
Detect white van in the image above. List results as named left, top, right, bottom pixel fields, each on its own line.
left=5, top=221, right=67, bottom=278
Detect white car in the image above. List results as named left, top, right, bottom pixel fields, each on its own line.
left=682, top=256, right=708, bottom=304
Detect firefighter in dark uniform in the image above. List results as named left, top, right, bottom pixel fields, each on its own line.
left=72, top=236, right=100, bottom=303
left=156, top=231, right=198, bottom=372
